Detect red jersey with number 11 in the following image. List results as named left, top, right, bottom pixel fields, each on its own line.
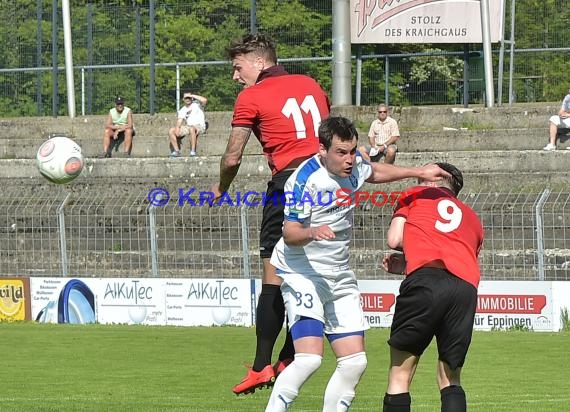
left=232, top=67, right=330, bottom=175
left=393, top=186, right=484, bottom=288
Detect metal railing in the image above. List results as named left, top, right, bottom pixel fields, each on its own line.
left=1, top=188, right=569, bottom=281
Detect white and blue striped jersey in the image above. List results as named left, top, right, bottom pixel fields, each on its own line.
left=270, top=152, right=373, bottom=276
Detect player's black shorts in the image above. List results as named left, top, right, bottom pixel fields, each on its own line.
left=259, top=169, right=293, bottom=259
left=388, top=267, right=477, bottom=369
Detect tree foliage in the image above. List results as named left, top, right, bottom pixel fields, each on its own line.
left=0, top=0, right=569, bottom=115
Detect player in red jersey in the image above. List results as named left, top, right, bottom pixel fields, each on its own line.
left=210, top=33, right=331, bottom=395
left=381, top=162, right=484, bottom=412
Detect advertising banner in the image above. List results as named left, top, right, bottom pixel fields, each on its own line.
left=164, top=278, right=253, bottom=327
left=475, top=281, right=554, bottom=331
left=29, top=277, right=253, bottom=327
left=351, top=0, right=504, bottom=44
left=96, top=278, right=165, bottom=325
left=357, top=280, right=400, bottom=327
left=27, top=278, right=558, bottom=331
left=0, top=277, right=31, bottom=321
left=31, top=278, right=98, bottom=324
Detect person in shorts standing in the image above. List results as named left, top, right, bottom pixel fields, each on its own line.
left=381, top=162, right=484, bottom=412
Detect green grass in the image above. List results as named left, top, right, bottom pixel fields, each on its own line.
left=1, top=323, right=569, bottom=411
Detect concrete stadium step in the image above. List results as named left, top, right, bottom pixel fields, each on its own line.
left=4, top=127, right=564, bottom=159
left=401, top=128, right=568, bottom=152
left=5, top=150, right=570, bottom=177
left=1, top=148, right=568, bottom=192
left=2, top=103, right=566, bottom=158
left=0, top=103, right=561, bottom=141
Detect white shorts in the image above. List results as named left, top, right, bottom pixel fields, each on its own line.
left=279, top=270, right=369, bottom=335
left=549, top=115, right=570, bottom=128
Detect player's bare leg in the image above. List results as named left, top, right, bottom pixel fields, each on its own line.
left=383, top=347, right=418, bottom=412
left=437, top=361, right=466, bottom=412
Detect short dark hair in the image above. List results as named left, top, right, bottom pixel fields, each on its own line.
left=318, top=116, right=359, bottom=150
left=435, top=162, right=464, bottom=195
left=227, top=33, right=277, bottom=63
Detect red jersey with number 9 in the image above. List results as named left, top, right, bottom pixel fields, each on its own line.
left=232, top=68, right=330, bottom=175
left=393, top=186, right=484, bottom=288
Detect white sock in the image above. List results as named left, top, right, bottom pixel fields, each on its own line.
left=323, top=352, right=367, bottom=412
left=265, top=353, right=322, bottom=412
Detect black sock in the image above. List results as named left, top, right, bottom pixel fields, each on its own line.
left=383, top=392, right=411, bottom=412
left=441, top=385, right=466, bottom=412
left=277, top=324, right=295, bottom=362
left=252, top=284, right=285, bottom=371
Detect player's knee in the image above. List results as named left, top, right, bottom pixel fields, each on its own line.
left=337, top=351, right=367, bottom=382
left=293, top=352, right=322, bottom=377
left=266, top=353, right=322, bottom=412
left=324, top=352, right=367, bottom=411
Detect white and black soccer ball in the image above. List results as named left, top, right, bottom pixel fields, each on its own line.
left=36, top=136, right=84, bottom=184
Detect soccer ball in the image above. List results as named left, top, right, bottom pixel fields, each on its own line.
left=36, top=136, right=84, bottom=184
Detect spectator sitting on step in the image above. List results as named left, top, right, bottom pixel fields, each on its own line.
left=358, top=103, right=400, bottom=164
left=543, top=91, right=570, bottom=151
left=101, top=96, right=135, bottom=158
left=168, top=91, right=208, bottom=157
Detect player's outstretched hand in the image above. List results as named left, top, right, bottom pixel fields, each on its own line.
left=419, top=163, right=451, bottom=182
left=309, top=225, right=335, bottom=241
left=381, top=252, right=406, bottom=275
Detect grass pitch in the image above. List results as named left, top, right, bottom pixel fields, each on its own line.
left=1, top=323, right=568, bottom=411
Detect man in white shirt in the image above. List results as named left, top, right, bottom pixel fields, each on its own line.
left=265, top=116, right=448, bottom=412
left=168, top=92, right=208, bottom=157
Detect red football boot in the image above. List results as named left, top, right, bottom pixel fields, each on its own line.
left=232, top=364, right=276, bottom=395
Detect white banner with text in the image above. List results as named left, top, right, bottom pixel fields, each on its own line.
left=29, top=278, right=566, bottom=331
left=30, top=277, right=254, bottom=327
left=351, top=0, right=504, bottom=44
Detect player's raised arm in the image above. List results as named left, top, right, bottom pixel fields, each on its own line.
left=366, top=162, right=450, bottom=184
left=211, top=126, right=252, bottom=200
